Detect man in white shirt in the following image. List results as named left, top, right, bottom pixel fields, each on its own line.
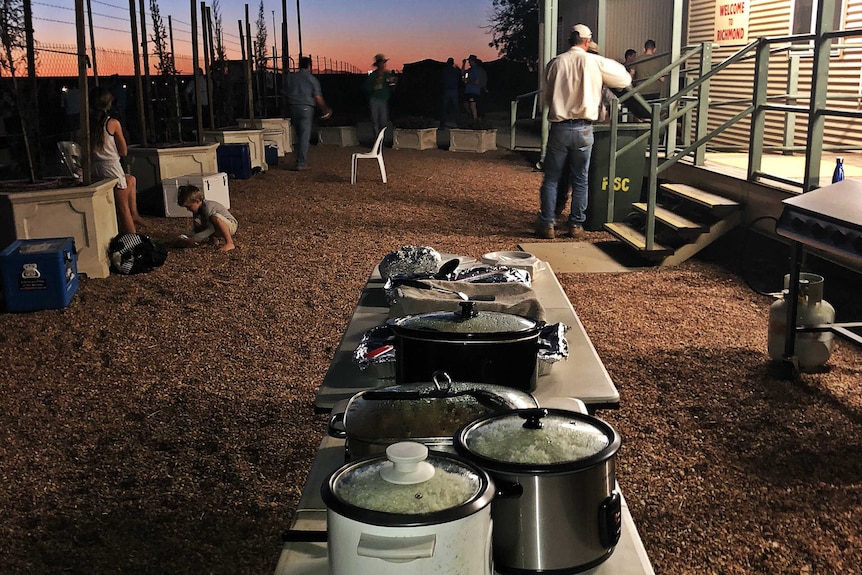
left=537, top=24, right=632, bottom=239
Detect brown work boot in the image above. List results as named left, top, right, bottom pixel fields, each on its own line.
left=536, top=222, right=555, bottom=239
left=567, top=223, right=585, bottom=239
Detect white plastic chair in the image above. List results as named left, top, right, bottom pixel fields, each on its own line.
left=351, top=128, right=387, bottom=184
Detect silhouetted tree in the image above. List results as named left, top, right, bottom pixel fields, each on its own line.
left=0, top=0, right=37, bottom=181
left=487, top=0, right=540, bottom=69
left=212, top=0, right=227, bottom=66
left=149, top=0, right=176, bottom=75
left=211, top=0, right=232, bottom=127
left=0, top=0, right=24, bottom=77
left=254, top=0, right=268, bottom=72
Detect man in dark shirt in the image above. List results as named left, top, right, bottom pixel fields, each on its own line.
left=287, top=57, right=331, bottom=171
left=633, top=39, right=665, bottom=102
left=440, top=58, right=461, bottom=128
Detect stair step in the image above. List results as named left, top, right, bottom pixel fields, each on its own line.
left=604, top=223, right=674, bottom=256
left=632, top=203, right=708, bottom=233
left=660, top=183, right=740, bottom=215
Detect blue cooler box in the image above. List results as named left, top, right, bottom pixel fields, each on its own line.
left=265, top=143, right=279, bottom=167
left=217, top=143, right=253, bottom=179
left=0, top=238, right=79, bottom=312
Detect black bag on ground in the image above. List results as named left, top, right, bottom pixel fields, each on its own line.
left=109, top=233, right=169, bottom=275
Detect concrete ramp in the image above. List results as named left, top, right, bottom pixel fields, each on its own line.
left=518, top=241, right=653, bottom=273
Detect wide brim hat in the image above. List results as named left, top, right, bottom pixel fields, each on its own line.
left=373, top=54, right=388, bottom=66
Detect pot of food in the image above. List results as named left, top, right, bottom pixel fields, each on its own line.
left=328, top=371, right=538, bottom=459
left=322, top=441, right=496, bottom=575
left=386, top=301, right=545, bottom=391
left=454, top=408, right=622, bottom=574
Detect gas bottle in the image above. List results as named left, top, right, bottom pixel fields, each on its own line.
left=832, top=157, right=844, bottom=183
left=767, top=273, right=835, bottom=370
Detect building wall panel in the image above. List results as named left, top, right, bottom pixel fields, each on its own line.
left=686, top=0, right=862, bottom=149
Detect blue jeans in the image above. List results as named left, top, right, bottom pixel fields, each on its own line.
left=369, top=98, right=389, bottom=136
left=290, top=104, right=313, bottom=167
left=539, top=121, right=594, bottom=226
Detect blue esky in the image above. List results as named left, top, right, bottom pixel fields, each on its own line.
left=32, top=0, right=501, bottom=71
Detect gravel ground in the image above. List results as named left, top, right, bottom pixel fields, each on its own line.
left=1, top=143, right=860, bottom=574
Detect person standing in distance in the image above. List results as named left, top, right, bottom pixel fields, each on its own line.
left=439, top=57, right=461, bottom=128
left=364, top=54, right=396, bottom=137
left=536, top=24, right=632, bottom=240
left=287, top=56, right=332, bottom=171
left=633, top=39, right=665, bottom=101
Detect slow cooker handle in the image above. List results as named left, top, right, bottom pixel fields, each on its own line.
left=327, top=412, right=347, bottom=439
left=598, top=491, right=622, bottom=548
left=495, top=479, right=524, bottom=499
left=358, top=532, right=436, bottom=562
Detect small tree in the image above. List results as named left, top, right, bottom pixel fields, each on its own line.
left=149, top=0, right=179, bottom=141
left=149, top=0, right=176, bottom=75
left=212, top=0, right=227, bottom=66
left=209, top=0, right=232, bottom=127
left=0, top=0, right=36, bottom=182
left=254, top=0, right=268, bottom=73
left=0, top=0, right=24, bottom=77
left=254, top=0, right=268, bottom=115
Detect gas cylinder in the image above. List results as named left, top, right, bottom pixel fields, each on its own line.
left=768, top=273, right=836, bottom=370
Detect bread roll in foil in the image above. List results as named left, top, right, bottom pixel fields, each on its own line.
left=378, top=246, right=441, bottom=280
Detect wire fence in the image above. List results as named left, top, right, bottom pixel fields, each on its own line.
left=6, top=43, right=362, bottom=78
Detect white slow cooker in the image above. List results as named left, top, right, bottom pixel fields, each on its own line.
left=321, top=441, right=495, bottom=575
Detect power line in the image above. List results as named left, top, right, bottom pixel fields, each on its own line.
left=34, top=2, right=131, bottom=23
left=34, top=16, right=132, bottom=35
left=91, top=0, right=127, bottom=10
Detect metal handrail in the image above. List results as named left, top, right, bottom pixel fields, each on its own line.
left=509, top=90, right=541, bottom=152
left=610, top=17, right=862, bottom=250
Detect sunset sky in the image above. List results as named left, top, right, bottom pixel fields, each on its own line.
left=31, top=0, right=501, bottom=73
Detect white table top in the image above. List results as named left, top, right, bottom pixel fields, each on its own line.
left=314, top=261, right=620, bottom=412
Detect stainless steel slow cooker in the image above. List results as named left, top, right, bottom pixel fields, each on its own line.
left=387, top=301, right=545, bottom=391
left=321, top=441, right=496, bottom=575
left=327, top=372, right=539, bottom=458
left=455, top=408, right=622, bottom=574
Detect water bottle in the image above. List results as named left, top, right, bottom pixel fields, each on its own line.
left=832, top=157, right=844, bottom=183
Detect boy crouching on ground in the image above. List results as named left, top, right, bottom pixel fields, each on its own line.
left=177, top=185, right=238, bottom=252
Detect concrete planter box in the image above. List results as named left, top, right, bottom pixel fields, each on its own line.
left=0, top=179, right=119, bottom=278
left=318, top=126, right=359, bottom=147
left=126, top=142, right=219, bottom=216
left=237, top=118, right=292, bottom=155
left=393, top=128, right=438, bottom=150
left=202, top=128, right=268, bottom=172
left=449, top=129, right=498, bottom=153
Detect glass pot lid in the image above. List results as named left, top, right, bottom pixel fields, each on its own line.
left=343, top=372, right=539, bottom=441
left=326, top=442, right=488, bottom=517
left=389, top=301, right=541, bottom=335
left=457, top=408, right=621, bottom=470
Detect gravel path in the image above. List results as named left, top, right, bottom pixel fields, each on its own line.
left=1, top=144, right=860, bottom=574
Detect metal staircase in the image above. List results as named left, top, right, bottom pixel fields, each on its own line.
left=604, top=182, right=742, bottom=266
